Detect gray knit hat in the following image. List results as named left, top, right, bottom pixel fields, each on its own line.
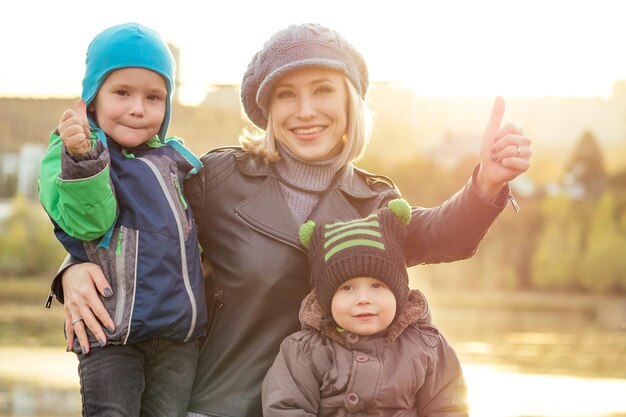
left=241, top=23, right=369, bottom=129
left=299, top=199, right=412, bottom=318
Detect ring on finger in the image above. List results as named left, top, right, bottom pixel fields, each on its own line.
left=71, top=318, right=84, bottom=326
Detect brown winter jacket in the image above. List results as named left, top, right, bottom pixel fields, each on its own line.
left=262, top=290, right=469, bottom=417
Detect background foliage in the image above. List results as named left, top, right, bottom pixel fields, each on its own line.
left=1, top=94, right=626, bottom=294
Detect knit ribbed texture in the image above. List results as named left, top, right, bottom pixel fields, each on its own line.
left=241, top=23, right=369, bottom=129
left=303, top=201, right=412, bottom=317
left=274, top=143, right=340, bottom=225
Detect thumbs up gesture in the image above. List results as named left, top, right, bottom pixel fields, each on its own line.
left=476, top=96, right=531, bottom=200
left=58, top=99, right=92, bottom=155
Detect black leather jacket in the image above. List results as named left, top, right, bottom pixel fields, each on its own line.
left=51, top=147, right=509, bottom=417
left=184, top=147, right=508, bottom=417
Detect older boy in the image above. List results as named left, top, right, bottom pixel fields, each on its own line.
left=38, top=22, right=206, bottom=417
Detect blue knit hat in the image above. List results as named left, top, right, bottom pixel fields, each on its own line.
left=241, top=23, right=369, bottom=129
left=81, top=22, right=175, bottom=143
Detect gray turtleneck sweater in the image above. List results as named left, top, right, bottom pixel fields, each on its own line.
left=272, top=143, right=341, bottom=225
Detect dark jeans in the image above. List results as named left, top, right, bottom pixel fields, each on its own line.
left=77, top=338, right=199, bottom=417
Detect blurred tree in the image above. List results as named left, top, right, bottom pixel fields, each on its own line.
left=579, top=193, right=626, bottom=293
left=531, top=196, right=583, bottom=290
left=479, top=198, right=544, bottom=290
left=0, top=171, right=17, bottom=198
left=0, top=195, right=66, bottom=277
left=360, top=153, right=463, bottom=208
left=607, top=168, right=626, bottom=219
left=563, top=130, right=607, bottom=203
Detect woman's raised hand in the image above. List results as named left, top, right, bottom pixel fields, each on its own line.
left=476, top=96, right=532, bottom=201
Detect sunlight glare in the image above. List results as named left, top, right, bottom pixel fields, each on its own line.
left=465, top=364, right=626, bottom=417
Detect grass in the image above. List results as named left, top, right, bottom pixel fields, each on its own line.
left=0, top=277, right=66, bottom=347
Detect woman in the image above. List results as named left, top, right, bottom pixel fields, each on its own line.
left=51, top=23, right=531, bottom=417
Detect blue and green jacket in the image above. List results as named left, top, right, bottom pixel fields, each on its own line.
left=39, top=132, right=207, bottom=350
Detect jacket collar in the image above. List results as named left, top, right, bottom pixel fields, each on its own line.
left=233, top=152, right=382, bottom=249
left=235, top=152, right=379, bottom=199
left=298, top=289, right=429, bottom=346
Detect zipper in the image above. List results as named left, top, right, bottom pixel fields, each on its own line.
left=200, top=289, right=224, bottom=350
left=114, top=226, right=129, bottom=327
left=174, top=179, right=188, bottom=210
left=123, top=230, right=139, bottom=345
left=170, top=170, right=190, bottom=232
left=137, top=157, right=197, bottom=342
left=44, top=291, right=54, bottom=308
left=115, top=227, right=125, bottom=256
left=508, top=192, right=520, bottom=213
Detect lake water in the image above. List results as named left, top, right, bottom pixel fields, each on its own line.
left=2, top=354, right=626, bottom=417
left=2, top=300, right=626, bottom=417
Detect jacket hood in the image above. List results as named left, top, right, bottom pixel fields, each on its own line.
left=81, top=22, right=175, bottom=144
left=298, top=288, right=429, bottom=346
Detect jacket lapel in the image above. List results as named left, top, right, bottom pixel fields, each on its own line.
left=233, top=153, right=301, bottom=248
left=309, top=165, right=381, bottom=223
left=234, top=155, right=384, bottom=248
left=234, top=176, right=302, bottom=248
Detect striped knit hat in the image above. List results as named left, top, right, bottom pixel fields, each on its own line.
left=299, top=199, right=412, bottom=317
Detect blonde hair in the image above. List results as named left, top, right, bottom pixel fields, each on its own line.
left=239, top=76, right=372, bottom=167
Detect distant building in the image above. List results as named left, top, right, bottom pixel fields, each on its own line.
left=367, top=80, right=626, bottom=156
left=17, top=143, right=45, bottom=199
left=0, top=143, right=45, bottom=201
left=200, top=84, right=240, bottom=110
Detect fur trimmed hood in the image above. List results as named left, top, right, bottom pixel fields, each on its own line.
left=298, top=288, right=429, bottom=346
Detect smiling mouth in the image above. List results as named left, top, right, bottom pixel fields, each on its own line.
left=354, top=313, right=376, bottom=318
left=291, top=126, right=325, bottom=135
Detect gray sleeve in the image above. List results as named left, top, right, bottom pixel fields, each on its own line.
left=59, top=140, right=109, bottom=181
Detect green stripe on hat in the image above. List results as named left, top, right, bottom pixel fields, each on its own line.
left=324, top=218, right=379, bottom=237
left=324, top=239, right=385, bottom=262
left=324, top=228, right=382, bottom=249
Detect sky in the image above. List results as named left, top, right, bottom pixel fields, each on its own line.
left=1, top=0, right=625, bottom=105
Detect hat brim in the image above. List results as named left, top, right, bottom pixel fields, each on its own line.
left=254, top=59, right=350, bottom=126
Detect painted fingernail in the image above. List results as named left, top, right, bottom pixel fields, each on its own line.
left=103, top=288, right=113, bottom=297
left=80, top=346, right=87, bottom=355
left=491, top=154, right=498, bottom=161
left=66, top=346, right=70, bottom=352
left=107, top=326, right=115, bottom=333
left=98, top=338, right=106, bottom=347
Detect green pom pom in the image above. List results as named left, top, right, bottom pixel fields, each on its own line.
left=299, top=220, right=316, bottom=248
left=388, top=198, right=411, bottom=225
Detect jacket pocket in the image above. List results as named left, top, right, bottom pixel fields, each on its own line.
left=84, top=225, right=138, bottom=345
left=170, top=168, right=194, bottom=239
left=200, top=287, right=223, bottom=350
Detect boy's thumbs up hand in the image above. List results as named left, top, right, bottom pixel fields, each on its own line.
left=58, top=99, right=92, bottom=155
